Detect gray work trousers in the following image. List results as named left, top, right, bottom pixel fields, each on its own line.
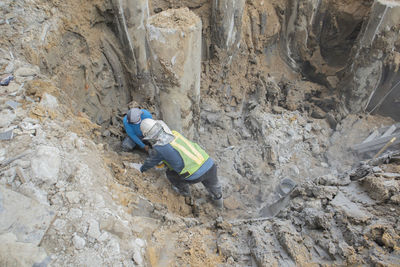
left=166, top=164, right=222, bottom=199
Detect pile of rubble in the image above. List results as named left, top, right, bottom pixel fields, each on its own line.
left=216, top=155, right=400, bottom=266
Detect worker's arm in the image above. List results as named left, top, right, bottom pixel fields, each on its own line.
left=141, top=109, right=153, bottom=120
left=123, top=116, right=146, bottom=148
left=140, top=148, right=164, bottom=172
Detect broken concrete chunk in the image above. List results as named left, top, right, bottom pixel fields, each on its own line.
left=0, top=185, right=55, bottom=246
left=17, top=182, right=49, bottom=205
left=361, top=176, right=391, bottom=201
left=87, top=219, right=101, bottom=240
left=0, top=109, right=16, bottom=128
left=330, top=191, right=372, bottom=224
left=31, top=145, right=61, bottom=185
left=273, top=220, right=312, bottom=264
left=6, top=100, right=20, bottom=110
left=131, top=238, right=146, bottom=266
left=15, top=65, right=40, bottom=77
left=0, top=233, right=48, bottom=267
left=0, top=129, right=13, bottom=140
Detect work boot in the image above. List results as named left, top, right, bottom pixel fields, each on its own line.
left=212, top=195, right=223, bottom=209
left=171, top=185, right=191, bottom=197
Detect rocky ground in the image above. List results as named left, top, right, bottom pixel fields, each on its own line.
left=1, top=0, right=400, bottom=266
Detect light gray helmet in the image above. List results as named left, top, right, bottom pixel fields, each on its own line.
left=127, top=108, right=143, bottom=124
left=141, top=119, right=174, bottom=146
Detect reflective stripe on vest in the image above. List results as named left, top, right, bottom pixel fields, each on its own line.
left=166, top=130, right=209, bottom=178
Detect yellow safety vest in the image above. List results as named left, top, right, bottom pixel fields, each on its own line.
left=164, top=131, right=209, bottom=178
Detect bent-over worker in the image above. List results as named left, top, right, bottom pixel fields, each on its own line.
left=138, top=118, right=223, bottom=208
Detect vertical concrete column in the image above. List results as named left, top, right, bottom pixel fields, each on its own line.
left=146, top=8, right=202, bottom=139
left=211, top=0, right=245, bottom=56
left=341, top=0, right=400, bottom=115
left=112, top=0, right=155, bottom=100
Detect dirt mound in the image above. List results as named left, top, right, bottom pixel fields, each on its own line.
left=149, top=7, right=200, bottom=29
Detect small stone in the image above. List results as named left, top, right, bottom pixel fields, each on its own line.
left=272, top=105, right=285, bottom=114
left=72, top=234, right=86, bottom=250
left=223, top=196, right=242, bottom=210
left=102, top=130, right=110, bottom=137
left=15, top=167, right=28, bottom=183
left=15, top=66, right=40, bottom=77
left=381, top=172, right=400, bottom=179
left=6, top=100, right=20, bottom=110
left=311, top=107, right=326, bottom=119
left=67, top=208, right=83, bottom=220
left=390, top=194, right=400, bottom=204
left=133, top=251, right=143, bottom=266
left=372, top=167, right=382, bottom=173
left=49, top=193, right=64, bottom=206
left=227, top=257, right=235, bottom=265
left=87, top=219, right=101, bottom=240
left=135, top=238, right=146, bottom=248
left=97, top=232, right=109, bottom=242
left=106, top=238, right=120, bottom=256
left=321, top=162, right=329, bottom=168
left=304, top=123, right=312, bottom=132
left=66, top=191, right=80, bottom=204
left=53, top=219, right=66, bottom=231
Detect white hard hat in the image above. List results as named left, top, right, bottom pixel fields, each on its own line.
left=140, top=118, right=157, bottom=137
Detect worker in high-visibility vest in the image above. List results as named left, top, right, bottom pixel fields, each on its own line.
left=138, top=118, right=223, bottom=208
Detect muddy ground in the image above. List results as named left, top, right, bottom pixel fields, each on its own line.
left=1, top=0, right=399, bottom=266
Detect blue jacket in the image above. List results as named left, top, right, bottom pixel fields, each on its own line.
left=140, top=144, right=214, bottom=181
left=123, top=109, right=152, bottom=148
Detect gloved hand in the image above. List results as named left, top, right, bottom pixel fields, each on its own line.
left=131, top=163, right=142, bottom=172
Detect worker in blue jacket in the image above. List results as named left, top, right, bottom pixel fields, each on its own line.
left=122, top=108, right=152, bottom=152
